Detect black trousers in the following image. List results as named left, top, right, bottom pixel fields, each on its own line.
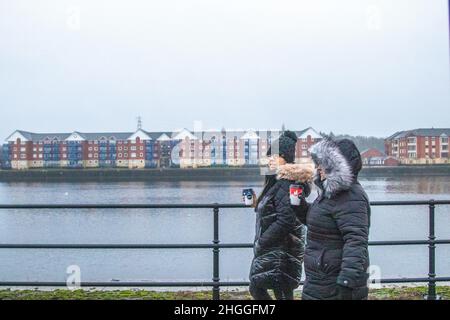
left=249, top=281, right=294, bottom=300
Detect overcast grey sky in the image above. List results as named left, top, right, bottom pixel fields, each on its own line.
left=0, top=0, right=449, bottom=140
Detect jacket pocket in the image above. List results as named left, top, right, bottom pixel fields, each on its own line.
left=320, top=248, right=342, bottom=275
left=304, top=248, right=326, bottom=275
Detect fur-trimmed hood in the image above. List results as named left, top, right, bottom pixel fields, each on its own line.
left=309, top=139, right=357, bottom=198
left=276, top=163, right=314, bottom=183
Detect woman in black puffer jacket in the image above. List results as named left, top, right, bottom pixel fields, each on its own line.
left=297, top=138, right=371, bottom=300
left=249, top=130, right=313, bottom=300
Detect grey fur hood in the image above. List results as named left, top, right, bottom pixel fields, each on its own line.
left=309, top=139, right=355, bottom=199
left=276, top=163, right=314, bottom=183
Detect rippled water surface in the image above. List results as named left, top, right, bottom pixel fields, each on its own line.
left=0, top=176, right=449, bottom=284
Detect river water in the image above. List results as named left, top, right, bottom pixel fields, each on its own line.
left=0, top=176, right=449, bottom=287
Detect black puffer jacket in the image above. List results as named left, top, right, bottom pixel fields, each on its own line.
left=249, top=163, right=313, bottom=290
left=298, top=139, right=371, bottom=300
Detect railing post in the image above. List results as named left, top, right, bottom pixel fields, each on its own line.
left=212, top=205, right=220, bottom=300
left=425, top=199, right=439, bottom=300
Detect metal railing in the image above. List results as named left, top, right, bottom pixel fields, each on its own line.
left=0, top=200, right=449, bottom=300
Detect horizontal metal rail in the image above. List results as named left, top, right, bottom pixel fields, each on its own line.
left=0, top=199, right=449, bottom=300
left=0, top=204, right=246, bottom=209
left=0, top=200, right=449, bottom=209
left=0, top=239, right=449, bottom=249
left=1, top=278, right=450, bottom=288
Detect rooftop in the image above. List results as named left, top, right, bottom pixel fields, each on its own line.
left=386, top=128, right=450, bottom=140
left=5, top=127, right=323, bottom=143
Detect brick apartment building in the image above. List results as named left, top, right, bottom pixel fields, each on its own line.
left=1, top=127, right=322, bottom=170
left=360, top=148, right=399, bottom=166
left=385, top=128, right=450, bottom=165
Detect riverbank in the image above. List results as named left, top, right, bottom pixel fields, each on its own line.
left=0, top=165, right=449, bottom=182
left=0, top=286, right=448, bottom=300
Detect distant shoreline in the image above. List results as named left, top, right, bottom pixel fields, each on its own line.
left=0, top=165, right=449, bottom=182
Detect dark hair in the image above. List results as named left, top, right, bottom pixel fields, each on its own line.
left=255, top=174, right=277, bottom=210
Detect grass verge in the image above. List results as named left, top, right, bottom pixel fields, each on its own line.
left=0, top=286, right=449, bottom=300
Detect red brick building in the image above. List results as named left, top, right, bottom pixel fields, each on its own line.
left=295, top=127, right=323, bottom=163
left=383, top=156, right=400, bottom=166
left=385, top=128, right=450, bottom=165
left=360, top=148, right=399, bottom=166
left=3, top=127, right=323, bottom=169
